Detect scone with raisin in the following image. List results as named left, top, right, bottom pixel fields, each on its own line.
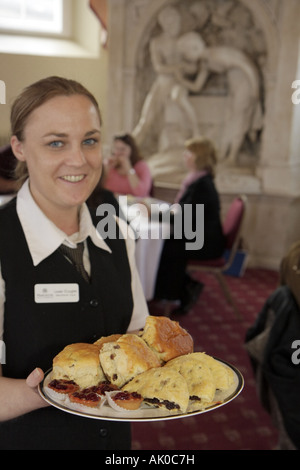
left=52, top=343, right=106, bottom=388
left=164, top=354, right=216, bottom=406
left=99, top=334, right=161, bottom=387
left=139, top=316, right=193, bottom=363
left=123, top=366, right=190, bottom=413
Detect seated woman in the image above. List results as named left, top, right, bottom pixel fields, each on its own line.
left=103, top=134, right=152, bottom=197
left=154, top=136, right=225, bottom=314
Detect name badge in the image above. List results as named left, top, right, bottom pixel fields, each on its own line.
left=34, top=283, right=79, bottom=303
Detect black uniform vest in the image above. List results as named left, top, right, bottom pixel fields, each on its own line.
left=0, top=198, right=133, bottom=449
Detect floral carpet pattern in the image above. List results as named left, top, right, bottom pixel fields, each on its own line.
left=131, top=268, right=280, bottom=450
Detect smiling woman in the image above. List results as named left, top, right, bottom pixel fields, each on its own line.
left=0, top=76, right=149, bottom=450
left=10, top=77, right=103, bottom=233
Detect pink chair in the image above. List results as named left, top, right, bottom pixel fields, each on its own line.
left=187, top=195, right=247, bottom=320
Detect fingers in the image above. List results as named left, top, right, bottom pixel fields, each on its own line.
left=26, top=368, right=44, bottom=389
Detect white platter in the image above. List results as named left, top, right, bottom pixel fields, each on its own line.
left=39, top=358, right=244, bottom=422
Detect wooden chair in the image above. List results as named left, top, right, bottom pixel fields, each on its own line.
left=187, top=195, right=248, bottom=320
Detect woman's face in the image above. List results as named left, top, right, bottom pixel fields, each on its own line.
left=111, top=139, right=131, bottom=166
left=183, top=149, right=196, bottom=170
left=11, top=94, right=102, bottom=217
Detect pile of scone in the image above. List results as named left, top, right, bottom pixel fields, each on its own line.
left=46, top=316, right=235, bottom=414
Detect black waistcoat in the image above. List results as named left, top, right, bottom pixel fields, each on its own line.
left=0, top=198, right=133, bottom=450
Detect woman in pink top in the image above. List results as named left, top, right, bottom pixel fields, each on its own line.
left=103, top=134, right=152, bottom=197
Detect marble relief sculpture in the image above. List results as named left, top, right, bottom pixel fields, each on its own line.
left=131, top=0, right=266, bottom=185
left=132, top=5, right=200, bottom=146
left=175, top=31, right=263, bottom=166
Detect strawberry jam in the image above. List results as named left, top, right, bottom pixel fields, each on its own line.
left=48, top=379, right=79, bottom=394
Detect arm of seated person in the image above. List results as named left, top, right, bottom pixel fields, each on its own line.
left=0, top=364, right=49, bottom=422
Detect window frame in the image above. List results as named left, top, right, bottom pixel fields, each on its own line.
left=0, top=0, right=72, bottom=38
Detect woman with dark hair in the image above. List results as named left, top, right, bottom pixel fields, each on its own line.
left=103, top=133, right=152, bottom=197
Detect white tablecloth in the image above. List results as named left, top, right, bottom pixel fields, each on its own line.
left=117, top=195, right=171, bottom=301
left=0, top=194, right=14, bottom=206
left=134, top=218, right=170, bottom=300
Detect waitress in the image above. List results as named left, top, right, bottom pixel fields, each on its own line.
left=0, top=76, right=148, bottom=449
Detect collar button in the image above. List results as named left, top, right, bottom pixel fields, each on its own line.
left=89, top=298, right=99, bottom=307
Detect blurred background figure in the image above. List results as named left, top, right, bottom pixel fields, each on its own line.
left=246, top=240, right=300, bottom=450
left=154, top=136, right=225, bottom=314
left=102, top=134, right=152, bottom=197
left=0, top=144, right=18, bottom=194
left=279, top=240, right=300, bottom=308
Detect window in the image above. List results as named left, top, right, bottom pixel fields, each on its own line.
left=0, top=0, right=70, bottom=36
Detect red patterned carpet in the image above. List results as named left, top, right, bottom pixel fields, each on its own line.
left=131, top=268, right=280, bottom=450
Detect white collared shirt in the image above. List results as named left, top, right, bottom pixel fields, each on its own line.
left=0, top=180, right=148, bottom=340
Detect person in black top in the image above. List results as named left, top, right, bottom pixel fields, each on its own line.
left=154, top=136, right=225, bottom=314
left=0, top=76, right=148, bottom=450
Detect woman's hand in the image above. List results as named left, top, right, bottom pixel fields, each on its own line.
left=26, top=368, right=49, bottom=409
left=115, top=154, right=132, bottom=175
left=0, top=366, right=49, bottom=422
left=26, top=367, right=45, bottom=394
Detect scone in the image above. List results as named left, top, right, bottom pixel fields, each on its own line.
left=164, top=354, right=216, bottom=405
left=52, top=343, right=106, bottom=388
left=188, top=352, right=235, bottom=391
left=123, top=366, right=190, bottom=413
left=140, top=316, right=193, bottom=362
left=94, top=334, right=122, bottom=349
left=99, top=334, right=161, bottom=387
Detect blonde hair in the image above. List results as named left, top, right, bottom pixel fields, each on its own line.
left=185, top=136, right=217, bottom=177
left=11, top=76, right=102, bottom=187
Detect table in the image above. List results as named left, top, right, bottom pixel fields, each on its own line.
left=134, top=217, right=170, bottom=300
left=0, top=194, right=14, bottom=206
left=118, top=195, right=171, bottom=300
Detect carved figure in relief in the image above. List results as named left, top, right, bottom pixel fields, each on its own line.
left=132, top=6, right=199, bottom=146
left=175, top=31, right=263, bottom=165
